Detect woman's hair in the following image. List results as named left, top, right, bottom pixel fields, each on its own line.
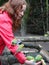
left=0, top=0, right=27, bottom=31
left=9, top=0, right=27, bottom=31
left=10, top=0, right=27, bottom=9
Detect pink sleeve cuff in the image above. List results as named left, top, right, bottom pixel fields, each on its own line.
left=14, top=52, right=26, bottom=64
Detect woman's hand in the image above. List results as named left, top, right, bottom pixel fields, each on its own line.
left=41, top=59, right=46, bottom=65
left=24, top=60, right=42, bottom=65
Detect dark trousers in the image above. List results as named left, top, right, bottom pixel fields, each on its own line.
left=0, top=61, right=1, bottom=65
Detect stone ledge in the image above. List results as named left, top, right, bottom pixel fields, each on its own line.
left=15, top=36, right=49, bottom=42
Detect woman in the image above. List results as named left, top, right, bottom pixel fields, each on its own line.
left=0, top=0, right=42, bottom=65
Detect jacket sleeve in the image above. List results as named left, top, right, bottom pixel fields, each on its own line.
left=0, top=22, right=26, bottom=64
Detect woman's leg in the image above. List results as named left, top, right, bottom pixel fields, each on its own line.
left=0, top=43, right=5, bottom=65
left=0, top=61, right=1, bottom=65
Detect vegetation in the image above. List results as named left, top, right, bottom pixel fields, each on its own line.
left=24, top=0, right=49, bottom=35
left=0, top=0, right=8, bottom=6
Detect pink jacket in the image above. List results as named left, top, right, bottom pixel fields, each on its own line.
left=0, top=10, right=26, bottom=64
